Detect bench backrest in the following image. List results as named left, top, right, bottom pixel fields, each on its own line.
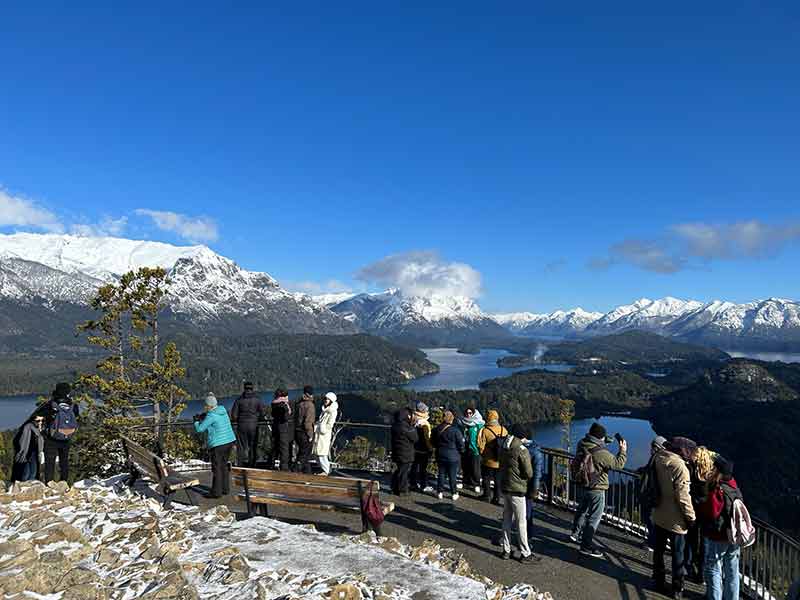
left=231, top=467, right=378, bottom=507
left=121, top=436, right=168, bottom=482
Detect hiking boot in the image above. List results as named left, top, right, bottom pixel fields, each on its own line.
left=579, top=547, right=603, bottom=558
left=501, top=551, right=511, bottom=560
left=452, top=493, right=460, bottom=501
left=518, top=553, right=542, bottom=564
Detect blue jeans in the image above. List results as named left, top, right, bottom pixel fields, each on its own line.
left=653, top=526, right=688, bottom=586
left=437, top=460, right=459, bottom=494
left=704, top=538, right=740, bottom=600
left=572, top=489, right=605, bottom=549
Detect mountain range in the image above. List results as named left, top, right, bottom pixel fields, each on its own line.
left=1, top=233, right=799, bottom=353
left=490, top=297, right=800, bottom=350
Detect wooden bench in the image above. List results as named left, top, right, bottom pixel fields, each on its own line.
left=121, top=436, right=200, bottom=508
left=231, top=467, right=394, bottom=534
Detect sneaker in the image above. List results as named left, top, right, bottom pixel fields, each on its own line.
left=569, top=533, right=581, bottom=544
left=437, top=492, right=444, bottom=499
left=501, top=551, right=511, bottom=560
left=452, top=493, right=460, bottom=501
left=580, top=547, right=603, bottom=558
left=423, top=486, right=434, bottom=493
left=474, top=486, right=481, bottom=494
left=456, top=483, right=463, bottom=490
left=518, top=553, right=542, bottom=564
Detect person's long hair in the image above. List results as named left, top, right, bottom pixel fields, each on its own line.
left=695, top=446, right=716, bottom=482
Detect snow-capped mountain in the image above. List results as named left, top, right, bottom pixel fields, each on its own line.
left=586, top=297, right=704, bottom=334
left=492, top=295, right=800, bottom=350
left=0, top=233, right=357, bottom=350
left=329, top=289, right=512, bottom=346
left=490, top=312, right=546, bottom=334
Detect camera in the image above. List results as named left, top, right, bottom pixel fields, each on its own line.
left=614, top=433, right=624, bottom=443
left=193, top=413, right=206, bottom=423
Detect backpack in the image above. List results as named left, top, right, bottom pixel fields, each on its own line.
left=570, top=446, right=603, bottom=488
left=728, top=497, right=756, bottom=548
left=482, top=426, right=506, bottom=463
left=639, top=459, right=661, bottom=508
left=50, top=401, right=78, bottom=441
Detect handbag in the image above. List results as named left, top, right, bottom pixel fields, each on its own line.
left=361, top=481, right=385, bottom=529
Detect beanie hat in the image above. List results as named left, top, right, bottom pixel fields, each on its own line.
left=443, top=410, right=455, bottom=424
left=652, top=436, right=667, bottom=450
left=487, top=409, right=500, bottom=423
left=511, top=424, right=528, bottom=439
left=243, top=381, right=254, bottom=392
left=205, top=393, right=218, bottom=408
left=416, top=402, right=429, bottom=413
left=714, top=454, right=734, bottom=479
left=589, top=422, right=606, bottom=439
left=53, top=382, right=72, bottom=400
left=303, top=385, right=314, bottom=395
left=667, top=436, right=697, bottom=462
left=325, top=392, right=337, bottom=403
left=274, top=388, right=288, bottom=399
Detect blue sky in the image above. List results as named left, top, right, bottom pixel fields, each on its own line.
left=1, top=3, right=799, bottom=313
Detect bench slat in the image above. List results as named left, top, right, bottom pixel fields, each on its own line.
left=230, top=467, right=377, bottom=490
left=230, top=479, right=364, bottom=501
left=236, top=494, right=361, bottom=513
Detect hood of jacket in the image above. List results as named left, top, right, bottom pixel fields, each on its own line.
left=486, top=409, right=500, bottom=425
left=209, top=406, right=228, bottom=418
left=460, top=409, right=485, bottom=428
left=578, top=434, right=605, bottom=453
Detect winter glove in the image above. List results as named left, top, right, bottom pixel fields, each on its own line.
left=14, top=451, right=25, bottom=464
left=39, top=452, right=45, bottom=464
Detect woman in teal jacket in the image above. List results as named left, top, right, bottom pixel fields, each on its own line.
left=194, top=393, right=236, bottom=498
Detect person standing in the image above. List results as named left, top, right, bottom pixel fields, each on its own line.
left=432, top=410, right=465, bottom=500
left=271, top=389, right=294, bottom=471
left=498, top=424, right=537, bottom=562
left=522, top=426, right=544, bottom=542
left=639, top=435, right=668, bottom=551
left=390, top=408, right=418, bottom=496
left=294, top=386, right=316, bottom=474
left=459, top=407, right=484, bottom=494
left=410, top=402, right=433, bottom=492
left=11, top=414, right=45, bottom=482
left=699, top=455, right=744, bottom=600
left=194, top=393, right=236, bottom=499
left=478, top=410, right=508, bottom=505
left=570, top=422, right=627, bottom=558
left=652, top=437, right=697, bottom=599
left=39, top=383, right=80, bottom=483
left=688, top=446, right=716, bottom=583
left=230, top=381, right=265, bottom=467
left=312, top=392, right=338, bottom=475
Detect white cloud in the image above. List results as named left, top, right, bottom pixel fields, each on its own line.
left=356, top=251, right=482, bottom=298
left=135, top=209, right=219, bottom=243
left=0, top=189, right=63, bottom=232
left=70, top=216, right=129, bottom=237
left=591, top=219, right=800, bottom=274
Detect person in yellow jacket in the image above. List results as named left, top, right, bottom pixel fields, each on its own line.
left=478, top=409, right=508, bottom=505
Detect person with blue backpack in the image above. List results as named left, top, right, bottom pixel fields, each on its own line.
left=37, top=383, right=80, bottom=483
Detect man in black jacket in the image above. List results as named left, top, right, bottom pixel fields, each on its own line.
left=271, top=389, right=294, bottom=471
left=37, top=382, right=79, bottom=483
left=293, top=386, right=316, bottom=474
left=230, top=381, right=265, bottom=467
left=391, top=408, right=418, bottom=496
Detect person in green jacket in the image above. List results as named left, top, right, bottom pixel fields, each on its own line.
left=459, top=407, right=484, bottom=493
left=498, top=424, right=536, bottom=562
left=194, top=393, right=236, bottom=498
left=570, top=422, right=627, bottom=558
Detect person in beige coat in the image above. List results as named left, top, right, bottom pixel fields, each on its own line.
left=652, top=437, right=697, bottom=600
left=312, top=392, right=338, bottom=475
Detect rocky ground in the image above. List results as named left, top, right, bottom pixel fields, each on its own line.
left=0, top=478, right=552, bottom=600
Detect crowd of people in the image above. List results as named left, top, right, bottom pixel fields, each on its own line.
left=9, top=384, right=759, bottom=600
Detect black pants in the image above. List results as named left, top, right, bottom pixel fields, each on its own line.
left=294, top=432, right=313, bottom=474
left=653, top=526, right=688, bottom=589
left=392, top=461, right=412, bottom=495
left=237, top=425, right=259, bottom=467
left=410, top=452, right=431, bottom=490
left=272, top=425, right=294, bottom=471
left=462, top=453, right=482, bottom=488
left=437, top=460, right=459, bottom=494
left=482, top=466, right=501, bottom=503
left=210, top=442, right=233, bottom=497
left=44, top=439, right=69, bottom=483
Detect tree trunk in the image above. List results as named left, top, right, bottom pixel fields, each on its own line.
left=153, top=315, right=161, bottom=444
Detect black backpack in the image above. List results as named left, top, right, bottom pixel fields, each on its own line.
left=570, top=446, right=603, bottom=488
left=639, top=459, right=661, bottom=507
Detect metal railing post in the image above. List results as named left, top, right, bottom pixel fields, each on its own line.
left=546, top=452, right=555, bottom=505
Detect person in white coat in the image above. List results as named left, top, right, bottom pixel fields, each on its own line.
left=313, top=392, right=339, bottom=475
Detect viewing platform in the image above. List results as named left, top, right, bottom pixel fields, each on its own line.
left=182, top=469, right=705, bottom=600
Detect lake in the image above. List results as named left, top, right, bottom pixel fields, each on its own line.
left=725, top=350, right=800, bottom=363
left=403, top=348, right=573, bottom=392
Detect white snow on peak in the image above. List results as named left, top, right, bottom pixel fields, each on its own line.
left=490, top=312, right=546, bottom=333
left=0, top=232, right=208, bottom=281
left=311, top=292, right=358, bottom=307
